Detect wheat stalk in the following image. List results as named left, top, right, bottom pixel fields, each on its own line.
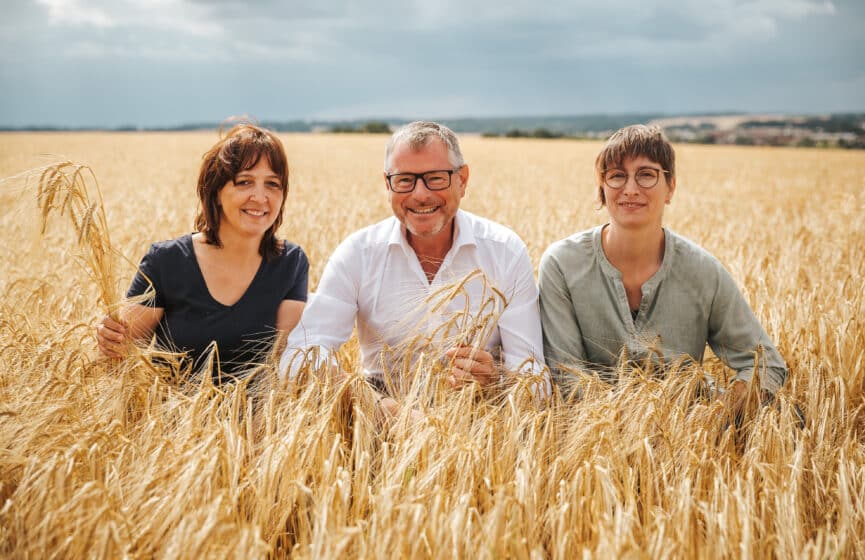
left=36, top=161, right=121, bottom=319
left=0, top=133, right=863, bottom=558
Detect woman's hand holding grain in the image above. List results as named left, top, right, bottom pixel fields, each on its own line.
left=445, top=346, right=497, bottom=388
left=96, top=315, right=128, bottom=358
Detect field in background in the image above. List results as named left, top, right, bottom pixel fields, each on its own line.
left=1, top=132, right=864, bottom=557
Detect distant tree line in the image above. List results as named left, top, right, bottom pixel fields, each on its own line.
left=330, top=121, right=391, bottom=134
left=4, top=113, right=862, bottom=149
left=482, top=128, right=568, bottom=139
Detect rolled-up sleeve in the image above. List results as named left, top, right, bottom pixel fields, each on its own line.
left=707, top=266, right=788, bottom=394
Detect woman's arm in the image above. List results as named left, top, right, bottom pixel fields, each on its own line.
left=96, top=304, right=163, bottom=358
left=707, top=265, right=788, bottom=395
left=279, top=238, right=362, bottom=379
left=538, top=249, right=588, bottom=380
left=273, top=299, right=305, bottom=355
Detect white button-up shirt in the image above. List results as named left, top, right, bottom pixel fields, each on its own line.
left=280, top=210, right=546, bottom=385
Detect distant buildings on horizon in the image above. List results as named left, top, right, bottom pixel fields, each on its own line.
left=3, top=113, right=863, bottom=149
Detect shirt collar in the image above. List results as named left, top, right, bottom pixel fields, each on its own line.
left=387, top=209, right=477, bottom=254
left=452, top=210, right=477, bottom=250
left=593, top=224, right=674, bottom=281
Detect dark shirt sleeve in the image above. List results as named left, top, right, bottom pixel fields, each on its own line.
left=281, top=243, right=309, bottom=302
left=126, top=243, right=166, bottom=308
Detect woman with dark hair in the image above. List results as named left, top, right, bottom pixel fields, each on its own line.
left=96, top=123, right=308, bottom=383
left=539, top=125, right=787, bottom=406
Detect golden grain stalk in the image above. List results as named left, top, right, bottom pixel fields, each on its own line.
left=37, top=161, right=121, bottom=319
left=0, top=132, right=862, bottom=558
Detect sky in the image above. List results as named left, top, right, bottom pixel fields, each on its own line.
left=1, top=0, right=863, bottom=128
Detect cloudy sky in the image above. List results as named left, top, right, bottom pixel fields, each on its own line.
left=1, top=0, right=863, bottom=127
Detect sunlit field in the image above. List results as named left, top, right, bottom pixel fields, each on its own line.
left=1, top=132, right=864, bottom=558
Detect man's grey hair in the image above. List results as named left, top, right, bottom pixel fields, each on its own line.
left=384, top=121, right=466, bottom=171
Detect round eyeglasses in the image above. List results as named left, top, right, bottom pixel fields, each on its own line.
left=603, top=167, right=669, bottom=189
left=386, top=169, right=459, bottom=193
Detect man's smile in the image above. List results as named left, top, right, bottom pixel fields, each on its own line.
left=408, top=206, right=440, bottom=215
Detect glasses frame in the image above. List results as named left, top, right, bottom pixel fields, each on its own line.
left=385, top=168, right=460, bottom=193
left=602, top=166, right=670, bottom=189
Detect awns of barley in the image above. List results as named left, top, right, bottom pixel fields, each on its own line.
left=2, top=136, right=865, bottom=558
left=35, top=162, right=120, bottom=316
left=6, top=256, right=860, bottom=558
left=34, top=160, right=167, bottom=359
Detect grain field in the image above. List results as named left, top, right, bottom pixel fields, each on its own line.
left=1, top=132, right=864, bottom=558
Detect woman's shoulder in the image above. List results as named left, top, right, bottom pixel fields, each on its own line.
left=272, top=239, right=309, bottom=267
left=256, top=240, right=309, bottom=293
left=276, top=239, right=306, bottom=256
left=666, top=230, right=729, bottom=278
left=542, top=226, right=599, bottom=262
left=142, top=233, right=195, bottom=262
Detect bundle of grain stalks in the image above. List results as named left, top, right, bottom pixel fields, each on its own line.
left=1, top=133, right=864, bottom=558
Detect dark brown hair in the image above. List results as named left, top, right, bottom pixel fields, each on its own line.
left=194, top=123, right=288, bottom=260
left=594, top=124, right=675, bottom=206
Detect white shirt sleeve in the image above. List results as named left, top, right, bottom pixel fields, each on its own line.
left=279, top=238, right=360, bottom=379
left=496, top=240, right=551, bottom=396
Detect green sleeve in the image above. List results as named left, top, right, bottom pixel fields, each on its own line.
left=539, top=248, right=588, bottom=392
left=707, top=264, right=788, bottom=394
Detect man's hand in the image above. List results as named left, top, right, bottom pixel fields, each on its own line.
left=444, top=345, right=498, bottom=388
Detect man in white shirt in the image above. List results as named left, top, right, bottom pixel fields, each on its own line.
left=280, top=121, right=546, bottom=411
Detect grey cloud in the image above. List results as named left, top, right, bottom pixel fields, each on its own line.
left=9, top=0, right=841, bottom=66
left=0, top=0, right=861, bottom=127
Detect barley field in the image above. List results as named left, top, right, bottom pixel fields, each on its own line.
left=1, top=132, right=864, bottom=558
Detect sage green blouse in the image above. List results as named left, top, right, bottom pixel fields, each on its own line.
left=539, top=226, right=787, bottom=394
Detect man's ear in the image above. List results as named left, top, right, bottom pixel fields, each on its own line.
left=458, top=164, right=470, bottom=194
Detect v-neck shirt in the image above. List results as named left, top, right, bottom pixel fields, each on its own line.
left=127, top=233, right=308, bottom=381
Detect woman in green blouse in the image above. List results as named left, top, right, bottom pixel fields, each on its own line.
left=538, top=124, right=787, bottom=407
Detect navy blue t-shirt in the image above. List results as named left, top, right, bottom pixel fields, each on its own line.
left=127, top=234, right=308, bottom=381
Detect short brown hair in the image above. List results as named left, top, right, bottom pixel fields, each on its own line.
left=594, top=124, right=675, bottom=206
left=194, top=123, right=288, bottom=260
